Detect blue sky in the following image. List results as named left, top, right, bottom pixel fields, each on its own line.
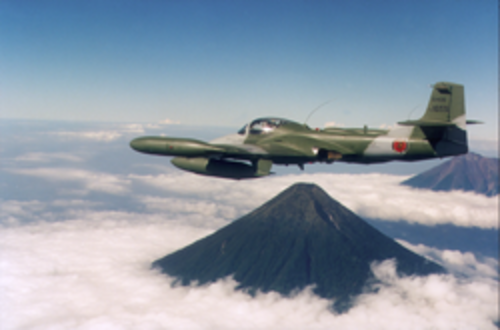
left=0, top=0, right=497, bottom=139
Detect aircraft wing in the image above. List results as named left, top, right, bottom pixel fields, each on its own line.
left=209, top=143, right=268, bottom=158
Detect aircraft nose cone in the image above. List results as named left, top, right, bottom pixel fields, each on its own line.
left=130, top=137, right=148, bottom=152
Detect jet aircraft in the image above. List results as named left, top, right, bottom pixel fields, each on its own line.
left=130, top=82, right=480, bottom=179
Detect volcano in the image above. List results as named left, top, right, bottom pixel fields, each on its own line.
left=402, top=152, right=499, bottom=196
left=153, top=183, right=444, bottom=311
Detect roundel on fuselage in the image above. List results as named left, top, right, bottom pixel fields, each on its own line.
left=392, top=140, right=408, bottom=153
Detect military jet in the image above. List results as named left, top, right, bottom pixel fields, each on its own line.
left=130, top=82, right=480, bottom=179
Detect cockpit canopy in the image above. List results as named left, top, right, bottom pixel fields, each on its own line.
left=237, top=118, right=289, bottom=135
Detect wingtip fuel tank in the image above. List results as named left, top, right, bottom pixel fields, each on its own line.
left=130, top=137, right=224, bottom=157
left=171, top=157, right=273, bottom=179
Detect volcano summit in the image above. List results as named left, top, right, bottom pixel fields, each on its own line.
left=153, top=183, right=444, bottom=311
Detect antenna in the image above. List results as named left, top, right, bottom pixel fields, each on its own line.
left=304, top=100, right=333, bottom=126
left=407, top=104, right=421, bottom=120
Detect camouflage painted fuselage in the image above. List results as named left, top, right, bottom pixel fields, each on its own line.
left=208, top=121, right=437, bottom=165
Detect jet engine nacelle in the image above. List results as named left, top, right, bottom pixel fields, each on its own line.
left=171, top=157, right=272, bottom=179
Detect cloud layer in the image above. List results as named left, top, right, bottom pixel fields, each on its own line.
left=1, top=217, right=497, bottom=330
left=130, top=172, right=498, bottom=229
left=5, top=167, right=498, bottom=229
left=10, top=167, right=131, bottom=195
left=47, top=123, right=146, bottom=142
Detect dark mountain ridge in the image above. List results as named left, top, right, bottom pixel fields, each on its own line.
left=153, top=183, right=444, bottom=311
left=402, top=152, right=499, bottom=196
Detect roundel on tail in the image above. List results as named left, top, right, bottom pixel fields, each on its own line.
left=392, top=140, right=408, bottom=153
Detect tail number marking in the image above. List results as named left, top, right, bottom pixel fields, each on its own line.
left=431, top=105, right=449, bottom=112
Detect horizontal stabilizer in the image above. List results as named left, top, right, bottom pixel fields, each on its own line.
left=398, top=119, right=483, bottom=127
left=398, top=120, right=455, bottom=127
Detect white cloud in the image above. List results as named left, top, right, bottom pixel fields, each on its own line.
left=0, top=200, right=46, bottom=225
left=130, top=172, right=273, bottom=210
left=122, top=123, right=145, bottom=134
left=145, top=123, right=161, bottom=129
left=50, top=131, right=123, bottom=142
left=159, top=118, right=181, bottom=125
left=399, top=240, right=498, bottom=280
left=139, top=196, right=238, bottom=227
left=378, top=123, right=397, bottom=129
left=51, top=199, right=100, bottom=208
left=45, top=123, right=146, bottom=142
left=14, top=152, right=83, bottom=163
left=130, top=172, right=499, bottom=229
left=348, top=259, right=498, bottom=330
left=10, top=168, right=130, bottom=195
left=324, top=121, right=344, bottom=128
left=0, top=218, right=497, bottom=330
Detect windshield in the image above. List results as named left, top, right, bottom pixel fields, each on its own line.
left=237, top=124, right=248, bottom=135
left=249, top=118, right=287, bottom=135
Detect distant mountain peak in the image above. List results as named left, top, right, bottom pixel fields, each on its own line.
left=402, top=152, right=499, bottom=196
left=463, top=152, right=484, bottom=160
left=153, top=182, right=444, bottom=312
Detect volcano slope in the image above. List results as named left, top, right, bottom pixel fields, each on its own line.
left=402, top=152, right=499, bottom=196
left=153, top=183, right=444, bottom=311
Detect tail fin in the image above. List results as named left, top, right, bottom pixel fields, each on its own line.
left=421, top=82, right=466, bottom=126
left=399, top=82, right=468, bottom=157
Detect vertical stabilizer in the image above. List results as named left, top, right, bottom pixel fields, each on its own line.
left=420, top=82, right=466, bottom=128
left=399, top=82, right=468, bottom=157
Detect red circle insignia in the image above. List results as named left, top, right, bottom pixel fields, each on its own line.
left=392, top=140, right=407, bottom=153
